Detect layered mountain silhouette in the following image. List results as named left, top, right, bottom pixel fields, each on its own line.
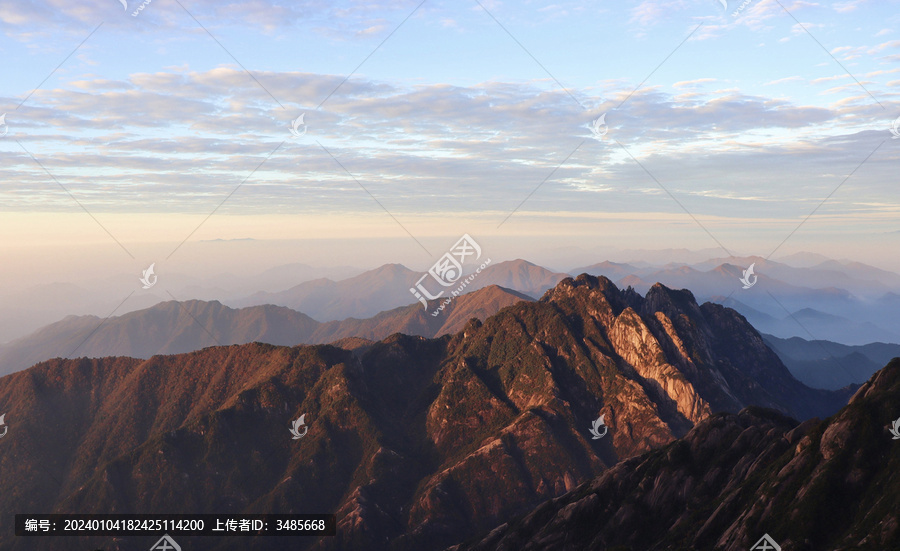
left=577, top=256, right=900, bottom=345
left=230, top=260, right=566, bottom=319
left=6, top=254, right=896, bottom=349
left=763, top=334, right=900, bottom=390
left=0, top=264, right=360, bottom=345
left=0, top=285, right=531, bottom=377
left=720, top=297, right=900, bottom=347
left=452, top=358, right=900, bottom=551
left=575, top=256, right=900, bottom=297
left=0, top=276, right=852, bottom=550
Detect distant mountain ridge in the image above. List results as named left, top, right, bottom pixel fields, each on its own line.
left=5, top=256, right=898, bottom=387
left=4, top=253, right=897, bottom=350
left=230, top=260, right=566, bottom=320
left=226, top=255, right=900, bottom=346
left=0, top=285, right=531, bottom=377
left=576, top=256, right=900, bottom=345
left=762, top=333, right=900, bottom=390
left=0, top=274, right=852, bottom=550
left=0, top=263, right=363, bottom=345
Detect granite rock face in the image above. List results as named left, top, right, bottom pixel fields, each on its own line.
left=450, top=359, right=900, bottom=551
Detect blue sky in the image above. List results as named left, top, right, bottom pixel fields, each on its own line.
left=1, top=0, right=899, bottom=274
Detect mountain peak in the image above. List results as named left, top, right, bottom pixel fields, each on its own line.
left=358, top=263, right=415, bottom=280
left=644, top=282, right=699, bottom=314
left=541, top=273, right=626, bottom=310
left=547, top=272, right=617, bottom=292
left=499, top=258, right=539, bottom=267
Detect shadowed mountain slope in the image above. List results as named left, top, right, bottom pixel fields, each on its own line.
left=451, top=358, right=900, bottom=551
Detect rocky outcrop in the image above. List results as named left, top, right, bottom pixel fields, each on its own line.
left=450, top=359, right=900, bottom=551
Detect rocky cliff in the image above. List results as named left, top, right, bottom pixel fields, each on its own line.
left=450, top=358, right=900, bottom=550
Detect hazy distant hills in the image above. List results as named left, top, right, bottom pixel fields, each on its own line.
left=230, top=260, right=565, bottom=319
left=4, top=252, right=897, bottom=348
left=0, top=282, right=166, bottom=349
left=577, top=255, right=900, bottom=295
left=313, top=284, right=533, bottom=343
left=4, top=252, right=899, bottom=388
left=0, top=275, right=852, bottom=551
left=230, top=263, right=424, bottom=320
left=719, top=296, right=900, bottom=346
left=577, top=256, right=900, bottom=345
left=453, top=359, right=900, bottom=551
left=229, top=255, right=900, bottom=346
left=0, top=285, right=531, bottom=377
left=762, top=333, right=900, bottom=390
left=581, top=259, right=862, bottom=306
left=471, top=259, right=567, bottom=296
left=0, top=301, right=320, bottom=374
left=0, top=263, right=363, bottom=345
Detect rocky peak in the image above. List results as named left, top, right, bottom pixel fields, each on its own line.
left=642, top=281, right=700, bottom=318
left=541, top=274, right=630, bottom=316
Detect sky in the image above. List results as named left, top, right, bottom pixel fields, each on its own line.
left=1, top=0, right=900, bottom=285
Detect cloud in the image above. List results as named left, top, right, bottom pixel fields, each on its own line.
left=3, top=64, right=897, bottom=223
left=833, top=0, right=867, bottom=13
left=0, top=0, right=425, bottom=37
left=673, top=78, right=718, bottom=88
left=1, top=0, right=896, bottom=240
left=354, top=22, right=389, bottom=37
left=629, top=0, right=688, bottom=27
left=764, top=76, right=804, bottom=86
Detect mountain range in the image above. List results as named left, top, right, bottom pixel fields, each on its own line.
left=575, top=255, right=900, bottom=296
left=231, top=256, right=900, bottom=345
left=4, top=253, right=899, bottom=348
left=0, top=285, right=530, bottom=378
left=230, top=260, right=566, bottom=320
left=0, top=275, right=855, bottom=550
left=0, top=263, right=363, bottom=345
left=2, top=275, right=891, bottom=394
